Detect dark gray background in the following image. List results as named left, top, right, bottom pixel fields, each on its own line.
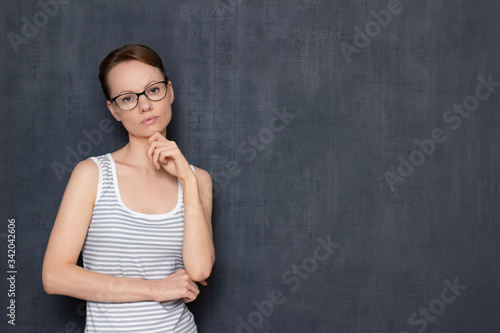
left=1, top=0, right=500, bottom=332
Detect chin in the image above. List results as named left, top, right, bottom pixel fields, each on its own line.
left=148, top=126, right=167, bottom=137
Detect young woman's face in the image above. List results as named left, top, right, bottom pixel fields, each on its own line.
left=106, top=60, right=174, bottom=138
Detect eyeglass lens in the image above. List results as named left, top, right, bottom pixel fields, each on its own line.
left=115, top=82, right=167, bottom=110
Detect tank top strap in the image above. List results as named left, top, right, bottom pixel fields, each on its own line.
left=87, top=153, right=114, bottom=207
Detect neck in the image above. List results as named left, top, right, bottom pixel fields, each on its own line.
left=120, top=128, right=168, bottom=172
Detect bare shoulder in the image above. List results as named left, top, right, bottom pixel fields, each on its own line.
left=71, top=158, right=99, bottom=183
left=192, top=166, right=213, bottom=223
left=192, top=166, right=212, bottom=184
left=192, top=166, right=212, bottom=199
left=64, top=158, right=99, bottom=205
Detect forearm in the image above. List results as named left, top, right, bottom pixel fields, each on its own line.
left=43, top=263, right=154, bottom=302
left=181, top=177, right=215, bottom=281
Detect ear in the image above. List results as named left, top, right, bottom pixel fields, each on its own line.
left=167, top=81, right=174, bottom=104
left=107, top=100, right=121, bottom=122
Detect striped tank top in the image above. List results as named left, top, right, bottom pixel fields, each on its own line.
left=82, top=153, right=198, bottom=333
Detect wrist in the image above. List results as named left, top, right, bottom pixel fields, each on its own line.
left=147, top=279, right=159, bottom=302
left=179, top=174, right=198, bottom=188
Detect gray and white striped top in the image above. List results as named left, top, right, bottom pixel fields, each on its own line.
left=82, top=153, right=197, bottom=333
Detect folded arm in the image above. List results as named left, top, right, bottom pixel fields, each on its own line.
left=180, top=167, right=215, bottom=282
left=42, top=159, right=200, bottom=303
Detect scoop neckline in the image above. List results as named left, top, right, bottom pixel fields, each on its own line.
left=106, top=153, right=182, bottom=219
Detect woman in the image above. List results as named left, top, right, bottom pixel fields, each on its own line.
left=42, top=44, right=215, bottom=332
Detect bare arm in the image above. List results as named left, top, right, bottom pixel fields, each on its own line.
left=143, top=132, right=215, bottom=283
left=180, top=167, right=215, bottom=282
left=42, top=159, right=200, bottom=303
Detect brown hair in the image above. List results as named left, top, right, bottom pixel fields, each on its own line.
left=98, top=44, right=169, bottom=100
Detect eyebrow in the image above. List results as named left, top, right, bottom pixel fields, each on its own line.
left=116, top=80, right=163, bottom=95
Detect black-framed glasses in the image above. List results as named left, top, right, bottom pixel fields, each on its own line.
left=109, top=81, right=168, bottom=111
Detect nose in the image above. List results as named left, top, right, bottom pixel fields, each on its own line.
left=137, top=94, right=153, bottom=112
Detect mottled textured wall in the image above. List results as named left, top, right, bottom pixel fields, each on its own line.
left=1, top=0, right=500, bottom=332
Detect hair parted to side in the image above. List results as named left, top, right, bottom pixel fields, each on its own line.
left=98, top=44, right=169, bottom=100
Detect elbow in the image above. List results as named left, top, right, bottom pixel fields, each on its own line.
left=42, top=262, right=63, bottom=295
left=42, top=270, right=57, bottom=295
left=189, top=268, right=212, bottom=282
left=188, top=258, right=215, bottom=282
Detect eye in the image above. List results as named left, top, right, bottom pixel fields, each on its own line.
left=148, top=87, right=160, bottom=95
left=120, top=95, right=135, bottom=103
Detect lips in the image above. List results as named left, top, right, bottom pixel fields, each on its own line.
left=141, top=116, right=158, bottom=125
